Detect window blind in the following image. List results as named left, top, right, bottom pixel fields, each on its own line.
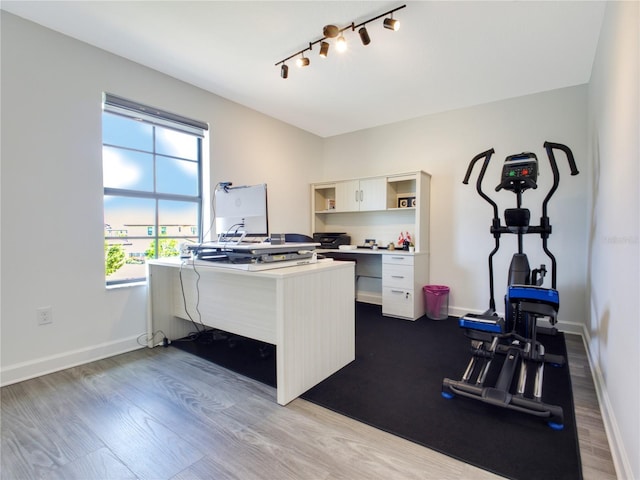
left=103, top=93, right=208, bottom=137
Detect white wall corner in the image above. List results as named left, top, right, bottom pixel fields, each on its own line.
left=580, top=328, right=634, bottom=480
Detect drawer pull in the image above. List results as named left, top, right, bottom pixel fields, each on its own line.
left=391, top=256, right=405, bottom=260
left=391, top=275, right=405, bottom=279
left=391, top=289, right=404, bottom=294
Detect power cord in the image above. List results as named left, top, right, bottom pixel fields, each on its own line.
left=137, top=330, right=169, bottom=347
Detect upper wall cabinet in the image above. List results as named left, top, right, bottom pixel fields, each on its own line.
left=335, top=177, right=387, bottom=212
left=312, top=171, right=431, bottom=252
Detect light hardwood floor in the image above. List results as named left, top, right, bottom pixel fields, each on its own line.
left=1, top=333, right=616, bottom=480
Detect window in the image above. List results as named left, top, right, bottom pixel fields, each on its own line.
left=102, top=94, right=208, bottom=285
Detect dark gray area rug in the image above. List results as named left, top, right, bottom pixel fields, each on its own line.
left=302, top=302, right=582, bottom=480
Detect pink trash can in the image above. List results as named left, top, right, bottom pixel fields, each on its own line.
left=423, top=285, right=450, bottom=320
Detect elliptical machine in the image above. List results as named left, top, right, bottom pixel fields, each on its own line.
left=442, top=141, right=579, bottom=430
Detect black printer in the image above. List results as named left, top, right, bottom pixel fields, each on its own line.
left=313, top=232, right=351, bottom=248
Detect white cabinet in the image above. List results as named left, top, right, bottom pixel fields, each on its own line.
left=382, top=254, right=428, bottom=320
left=358, top=177, right=387, bottom=211
left=335, top=179, right=359, bottom=212
left=312, top=171, right=430, bottom=253
left=312, top=171, right=431, bottom=320
left=335, top=177, right=386, bottom=212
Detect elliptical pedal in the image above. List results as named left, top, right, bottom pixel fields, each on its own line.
left=459, top=313, right=505, bottom=334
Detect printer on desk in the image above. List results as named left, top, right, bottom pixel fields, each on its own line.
left=313, top=232, right=351, bottom=249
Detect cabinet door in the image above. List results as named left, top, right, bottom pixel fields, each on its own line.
left=335, top=179, right=360, bottom=212
left=359, top=177, right=387, bottom=211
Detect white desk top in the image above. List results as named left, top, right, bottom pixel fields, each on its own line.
left=148, top=257, right=352, bottom=278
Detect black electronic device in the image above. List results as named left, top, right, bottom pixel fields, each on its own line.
left=313, top=232, right=351, bottom=249
left=497, top=152, right=539, bottom=193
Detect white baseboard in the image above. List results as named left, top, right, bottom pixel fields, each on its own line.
left=0, top=335, right=144, bottom=387
left=357, top=292, right=382, bottom=305
left=579, top=327, right=633, bottom=480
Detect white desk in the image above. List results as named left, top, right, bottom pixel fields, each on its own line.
left=318, top=248, right=429, bottom=320
left=146, top=258, right=355, bottom=405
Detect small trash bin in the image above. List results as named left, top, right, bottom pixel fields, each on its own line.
left=423, top=285, right=450, bottom=320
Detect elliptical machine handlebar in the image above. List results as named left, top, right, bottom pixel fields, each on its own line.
left=462, top=148, right=499, bottom=221
left=542, top=141, right=579, bottom=220
left=540, top=142, right=578, bottom=287
left=462, top=148, right=500, bottom=311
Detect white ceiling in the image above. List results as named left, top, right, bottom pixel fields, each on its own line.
left=2, top=1, right=606, bottom=137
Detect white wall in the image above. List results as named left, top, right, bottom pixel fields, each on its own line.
left=587, top=2, right=639, bottom=479
left=2, top=8, right=638, bottom=478
left=321, top=86, right=589, bottom=329
left=0, top=12, right=323, bottom=384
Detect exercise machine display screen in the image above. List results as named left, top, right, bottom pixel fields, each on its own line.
left=499, top=153, right=538, bottom=192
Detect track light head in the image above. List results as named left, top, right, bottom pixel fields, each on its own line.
left=323, top=24, right=340, bottom=38
left=358, top=27, right=371, bottom=46
left=296, top=55, right=310, bottom=67
left=383, top=17, right=400, bottom=31
left=280, top=64, right=288, bottom=79
left=319, top=41, right=330, bottom=58
left=336, top=34, right=347, bottom=52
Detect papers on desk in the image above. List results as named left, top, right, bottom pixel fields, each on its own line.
left=193, top=252, right=318, bottom=271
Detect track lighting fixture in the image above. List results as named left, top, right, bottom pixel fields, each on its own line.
left=383, top=15, right=400, bottom=31
left=358, top=27, right=371, bottom=46
left=323, top=25, right=340, bottom=38
left=275, top=4, right=405, bottom=79
left=319, top=41, right=330, bottom=58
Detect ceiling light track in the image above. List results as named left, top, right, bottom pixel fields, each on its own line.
left=275, top=4, right=406, bottom=79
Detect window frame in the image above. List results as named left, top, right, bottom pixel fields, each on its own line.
left=102, top=93, right=208, bottom=286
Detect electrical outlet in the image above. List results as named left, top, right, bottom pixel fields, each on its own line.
left=37, top=307, right=53, bottom=325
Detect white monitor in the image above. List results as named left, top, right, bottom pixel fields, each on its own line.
left=215, top=183, right=269, bottom=240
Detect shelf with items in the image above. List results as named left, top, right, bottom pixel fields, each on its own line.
left=313, top=183, right=337, bottom=213
left=387, top=173, right=418, bottom=210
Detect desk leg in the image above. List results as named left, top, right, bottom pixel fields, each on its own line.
left=275, top=264, right=355, bottom=405
left=147, top=264, right=196, bottom=347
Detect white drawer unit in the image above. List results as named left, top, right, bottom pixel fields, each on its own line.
left=382, top=254, right=426, bottom=320
left=383, top=286, right=415, bottom=319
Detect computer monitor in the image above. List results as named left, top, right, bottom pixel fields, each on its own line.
left=215, top=183, right=269, bottom=241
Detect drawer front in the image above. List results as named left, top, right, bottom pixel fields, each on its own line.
left=383, top=254, right=414, bottom=266
left=383, top=264, right=413, bottom=289
left=382, top=287, right=415, bottom=319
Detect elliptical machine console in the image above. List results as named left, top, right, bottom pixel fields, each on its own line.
left=442, top=141, right=579, bottom=429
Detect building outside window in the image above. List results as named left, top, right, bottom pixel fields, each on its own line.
left=102, top=94, right=208, bottom=285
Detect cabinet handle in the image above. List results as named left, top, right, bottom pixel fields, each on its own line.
left=391, top=275, right=405, bottom=279
left=355, top=190, right=359, bottom=202
left=391, top=289, right=404, bottom=294
left=360, top=190, right=364, bottom=202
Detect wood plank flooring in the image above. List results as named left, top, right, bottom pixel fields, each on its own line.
left=1, top=333, right=616, bottom=480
